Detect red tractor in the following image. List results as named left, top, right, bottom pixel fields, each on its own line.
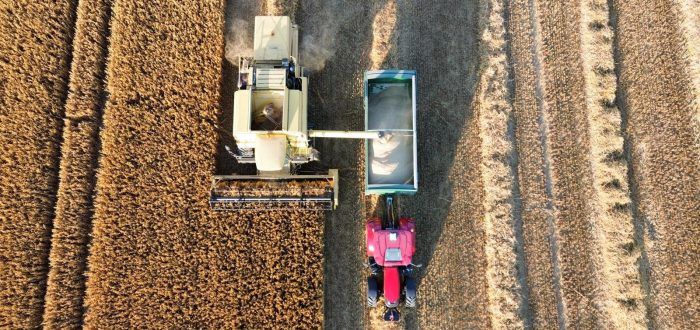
left=365, top=195, right=419, bottom=322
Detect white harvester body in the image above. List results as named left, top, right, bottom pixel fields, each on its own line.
left=232, top=16, right=313, bottom=170
left=211, top=16, right=382, bottom=210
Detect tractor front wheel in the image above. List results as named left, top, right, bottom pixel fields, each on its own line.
left=404, top=277, right=417, bottom=308
left=367, top=276, right=379, bottom=307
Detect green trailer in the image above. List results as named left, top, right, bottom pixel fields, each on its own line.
left=364, top=70, right=418, bottom=196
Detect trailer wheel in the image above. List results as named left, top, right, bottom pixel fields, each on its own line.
left=367, top=276, right=379, bottom=307
left=404, top=277, right=416, bottom=308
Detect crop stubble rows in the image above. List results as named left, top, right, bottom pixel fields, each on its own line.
left=501, top=0, right=699, bottom=327
left=504, top=0, right=562, bottom=327
left=386, top=0, right=491, bottom=328
left=476, top=0, right=524, bottom=327
left=610, top=0, right=700, bottom=327
left=536, top=0, right=606, bottom=326
left=580, top=0, right=647, bottom=326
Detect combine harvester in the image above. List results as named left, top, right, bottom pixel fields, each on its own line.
left=210, top=16, right=419, bottom=322
left=210, top=16, right=382, bottom=210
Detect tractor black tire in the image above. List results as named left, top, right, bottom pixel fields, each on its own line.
left=368, top=257, right=382, bottom=276
left=367, top=276, right=379, bottom=307
left=404, top=277, right=417, bottom=308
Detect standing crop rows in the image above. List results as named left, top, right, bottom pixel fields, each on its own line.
left=82, top=0, right=226, bottom=325
left=195, top=210, right=324, bottom=327
left=0, top=2, right=76, bottom=327
left=42, top=0, right=113, bottom=327
left=81, top=0, right=325, bottom=327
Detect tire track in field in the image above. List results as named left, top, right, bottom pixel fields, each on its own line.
left=504, top=0, right=564, bottom=327
left=526, top=10, right=566, bottom=327
left=43, top=0, right=114, bottom=327
left=609, top=0, right=700, bottom=327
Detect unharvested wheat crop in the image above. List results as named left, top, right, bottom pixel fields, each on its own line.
left=82, top=0, right=324, bottom=327
left=42, top=0, right=113, bottom=327
left=0, top=1, right=76, bottom=327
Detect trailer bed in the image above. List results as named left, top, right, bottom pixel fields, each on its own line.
left=364, top=70, right=418, bottom=195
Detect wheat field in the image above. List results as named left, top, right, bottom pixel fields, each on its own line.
left=0, top=0, right=697, bottom=328
left=0, top=1, right=76, bottom=328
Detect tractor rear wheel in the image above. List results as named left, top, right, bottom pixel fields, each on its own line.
left=404, top=277, right=417, bottom=308
left=367, top=276, right=379, bottom=307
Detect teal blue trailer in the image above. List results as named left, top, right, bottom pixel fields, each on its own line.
left=364, top=70, right=418, bottom=195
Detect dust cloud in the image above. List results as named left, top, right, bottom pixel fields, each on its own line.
left=224, top=1, right=263, bottom=65
left=225, top=19, right=254, bottom=65
left=224, top=0, right=355, bottom=72
left=299, top=1, right=360, bottom=71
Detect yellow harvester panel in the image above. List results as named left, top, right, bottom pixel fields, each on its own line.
left=233, top=89, right=252, bottom=133
left=301, top=77, right=307, bottom=132
left=287, top=90, right=303, bottom=133
left=254, top=16, right=291, bottom=61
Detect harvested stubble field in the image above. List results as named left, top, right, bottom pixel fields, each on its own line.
left=0, top=0, right=698, bottom=328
